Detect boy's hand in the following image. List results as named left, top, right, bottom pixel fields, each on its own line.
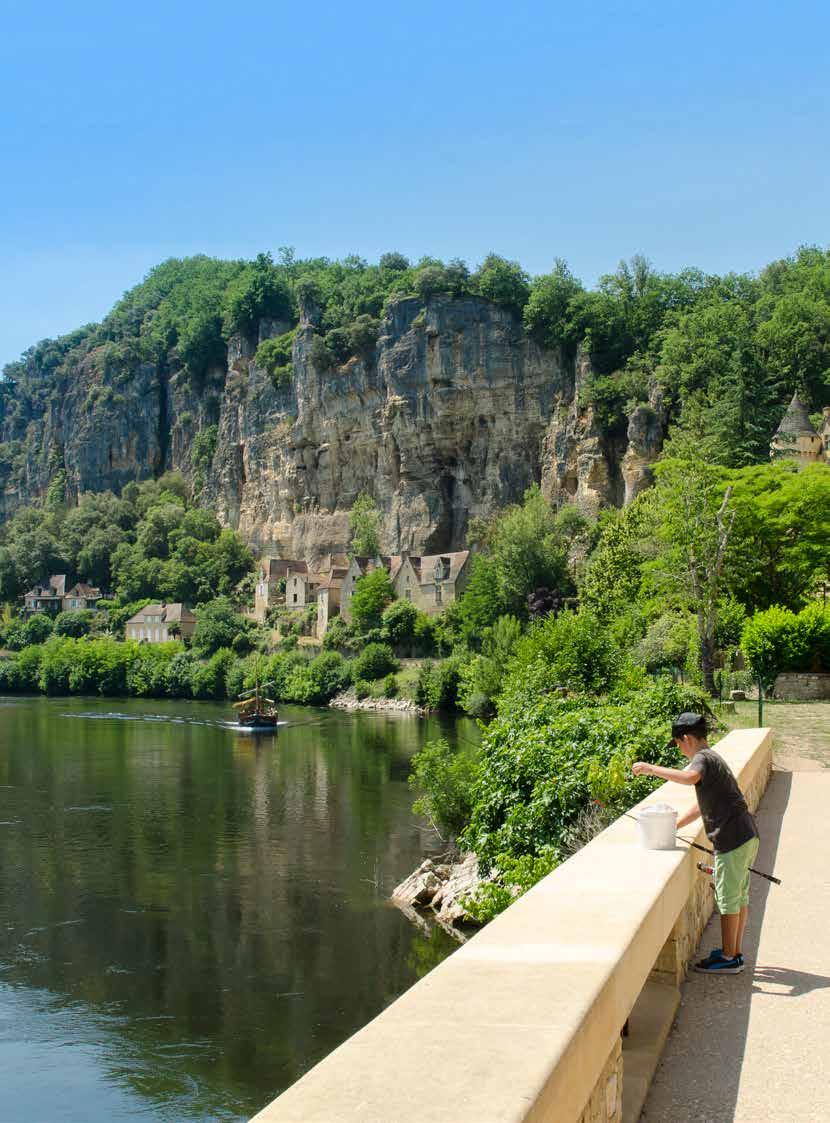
left=632, top=762, right=652, bottom=777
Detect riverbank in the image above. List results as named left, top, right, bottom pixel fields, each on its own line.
left=329, top=689, right=428, bottom=716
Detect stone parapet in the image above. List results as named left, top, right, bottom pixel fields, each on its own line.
left=250, top=728, right=773, bottom=1123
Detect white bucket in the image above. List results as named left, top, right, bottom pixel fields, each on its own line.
left=637, top=803, right=678, bottom=850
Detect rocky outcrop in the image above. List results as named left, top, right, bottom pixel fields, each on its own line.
left=391, top=852, right=483, bottom=935
left=0, top=296, right=667, bottom=546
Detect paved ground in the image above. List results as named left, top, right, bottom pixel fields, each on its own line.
left=642, top=704, right=830, bottom=1122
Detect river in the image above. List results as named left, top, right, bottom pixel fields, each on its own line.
left=0, top=695, right=477, bottom=1121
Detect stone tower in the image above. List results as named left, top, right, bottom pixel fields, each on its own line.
left=770, top=393, right=824, bottom=465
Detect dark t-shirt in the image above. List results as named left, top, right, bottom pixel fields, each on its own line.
left=688, top=747, right=759, bottom=854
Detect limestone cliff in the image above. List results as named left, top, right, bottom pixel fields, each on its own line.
left=0, top=296, right=666, bottom=551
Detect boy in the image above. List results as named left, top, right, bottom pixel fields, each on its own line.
left=632, top=711, right=759, bottom=975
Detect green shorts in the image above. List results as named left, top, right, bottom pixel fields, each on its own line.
left=713, top=836, right=760, bottom=915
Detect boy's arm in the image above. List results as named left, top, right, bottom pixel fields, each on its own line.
left=631, top=762, right=702, bottom=785
left=676, top=805, right=701, bottom=829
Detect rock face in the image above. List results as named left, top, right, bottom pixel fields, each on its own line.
left=0, top=296, right=667, bottom=546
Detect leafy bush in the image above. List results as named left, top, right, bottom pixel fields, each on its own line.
left=54, top=609, right=96, bottom=638
left=462, top=850, right=559, bottom=924
left=254, top=328, right=296, bottom=387
left=4, top=613, right=54, bottom=649
left=222, top=252, right=292, bottom=337
left=634, top=612, right=692, bottom=673
left=322, top=615, right=356, bottom=651
left=460, top=679, right=708, bottom=871
left=457, top=655, right=501, bottom=717
left=349, top=493, right=381, bottom=557
left=380, top=598, right=418, bottom=647
left=408, top=737, right=480, bottom=839
left=382, top=673, right=398, bottom=698
left=309, top=334, right=334, bottom=371
left=414, top=657, right=463, bottom=710
left=279, top=651, right=352, bottom=704
left=471, top=254, right=530, bottom=317
left=351, top=642, right=398, bottom=682
left=741, top=603, right=830, bottom=690
left=353, top=678, right=371, bottom=699
left=507, top=610, right=622, bottom=699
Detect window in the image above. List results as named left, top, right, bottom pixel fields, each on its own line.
left=405, top=589, right=412, bottom=601
left=435, top=585, right=443, bottom=605
left=293, top=593, right=298, bottom=604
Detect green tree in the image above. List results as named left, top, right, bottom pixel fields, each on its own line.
left=408, top=738, right=480, bottom=840
left=644, top=459, right=737, bottom=694
left=191, top=597, right=251, bottom=657
left=350, top=642, right=398, bottom=681
left=471, top=254, right=531, bottom=317
left=523, top=260, right=584, bottom=350
left=350, top=568, right=394, bottom=632
left=381, top=598, right=419, bottom=647
left=349, top=493, right=382, bottom=556
left=222, top=252, right=293, bottom=337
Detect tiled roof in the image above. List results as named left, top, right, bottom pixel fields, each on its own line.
left=126, top=603, right=196, bottom=625
left=264, top=558, right=307, bottom=579
left=393, top=551, right=470, bottom=585
left=65, top=583, right=102, bottom=599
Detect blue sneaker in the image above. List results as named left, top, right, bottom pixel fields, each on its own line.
left=696, top=947, right=723, bottom=967
left=695, top=954, right=744, bottom=975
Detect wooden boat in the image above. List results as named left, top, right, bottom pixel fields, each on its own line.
left=232, top=678, right=278, bottom=730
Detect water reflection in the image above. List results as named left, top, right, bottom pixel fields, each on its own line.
left=0, top=697, right=473, bottom=1121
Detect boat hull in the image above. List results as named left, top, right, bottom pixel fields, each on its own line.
left=238, top=713, right=278, bottom=730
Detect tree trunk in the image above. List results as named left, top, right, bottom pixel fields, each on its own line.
left=699, top=628, right=718, bottom=697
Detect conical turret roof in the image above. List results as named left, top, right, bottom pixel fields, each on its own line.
left=775, top=393, right=818, bottom=436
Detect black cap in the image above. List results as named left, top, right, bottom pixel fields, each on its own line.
left=671, top=712, right=707, bottom=739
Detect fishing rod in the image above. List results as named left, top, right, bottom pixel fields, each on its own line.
left=623, top=812, right=781, bottom=885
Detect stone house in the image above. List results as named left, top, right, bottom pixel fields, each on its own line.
left=254, top=559, right=302, bottom=622
left=285, top=563, right=311, bottom=608
left=326, top=550, right=470, bottom=632
left=125, top=603, right=197, bottom=643
left=22, top=575, right=68, bottom=614
left=388, top=551, right=470, bottom=615
left=316, top=568, right=348, bottom=636
left=770, top=394, right=830, bottom=466
left=62, top=583, right=103, bottom=611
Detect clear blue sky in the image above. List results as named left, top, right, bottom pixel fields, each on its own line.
left=1, top=0, right=828, bottom=368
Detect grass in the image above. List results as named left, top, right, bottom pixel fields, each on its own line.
left=721, top=699, right=830, bottom=768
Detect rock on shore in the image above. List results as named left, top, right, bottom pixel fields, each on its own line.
left=392, top=853, right=483, bottom=931
left=330, top=690, right=427, bottom=716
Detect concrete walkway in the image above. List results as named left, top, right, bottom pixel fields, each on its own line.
left=642, top=765, right=830, bottom=1122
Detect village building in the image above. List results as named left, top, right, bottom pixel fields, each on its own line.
left=254, top=554, right=349, bottom=622
left=22, top=575, right=68, bottom=614
left=251, top=550, right=470, bottom=638
left=770, top=394, right=830, bottom=465
left=22, top=576, right=103, bottom=615
left=388, top=551, right=470, bottom=615
left=316, top=567, right=349, bottom=636
left=125, top=603, right=197, bottom=643
left=62, top=583, right=103, bottom=611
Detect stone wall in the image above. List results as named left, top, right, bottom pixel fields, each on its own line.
left=250, top=728, right=773, bottom=1123
left=773, top=672, right=830, bottom=700
left=578, top=1040, right=623, bottom=1123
